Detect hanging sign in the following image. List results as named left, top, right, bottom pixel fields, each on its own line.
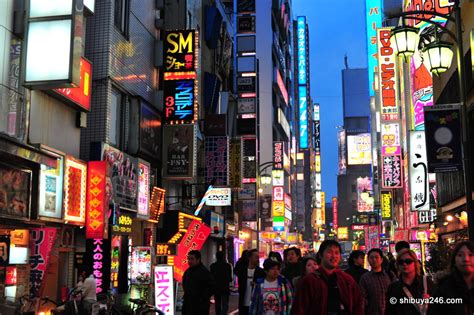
left=154, top=265, right=175, bottom=315
left=377, top=27, right=399, bottom=121
left=86, top=161, right=107, bottom=239
left=409, top=131, right=430, bottom=211
left=29, top=228, right=58, bottom=297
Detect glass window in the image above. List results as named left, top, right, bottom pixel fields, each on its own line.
left=109, top=89, right=121, bottom=147
left=114, top=0, right=130, bottom=37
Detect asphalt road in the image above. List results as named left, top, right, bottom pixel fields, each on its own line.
left=176, top=292, right=239, bottom=315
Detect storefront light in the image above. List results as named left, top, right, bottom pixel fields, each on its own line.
left=446, top=214, right=454, bottom=222
left=423, top=41, right=454, bottom=76
left=391, top=25, right=419, bottom=61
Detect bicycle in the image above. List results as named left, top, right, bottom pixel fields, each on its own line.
left=128, top=298, right=164, bottom=315
left=18, top=294, right=36, bottom=315
left=96, top=290, right=121, bottom=315
left=41, top=287, right=84, bottom=314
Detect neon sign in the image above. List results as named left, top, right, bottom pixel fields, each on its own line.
left=377, top=28, right=399, bottom=121
left=296, top=16, right=307, bottom=85
left=299, top=86, right=308, bottom=149
left=138, top=161, right=150, bottom=219
left=86, top=161, right=106, bottom=239
left=155, top=265, right=175, bottom=315
left=365, top=0, right=383, bottom=96
left=64, top=157, right=87, bottom=224
left=164, top=30, right=196, bottom=72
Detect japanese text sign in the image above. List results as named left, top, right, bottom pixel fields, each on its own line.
left=297, top=16, right=307, bottom=85
left=164, top=79, right=197, bottom=124
left=377, top=27, right=399, bottom=121
left=382, top=155, right=403, bottom=188
left=365, top=0, right=383, bottom=96
left=86, top=161, right=106, bottom=239
left=381, top=123, right=401, bottom=156
left=29, top=228, right=58, bottom=297
left=273, top=142, right=284, bottom=169
left=64, top=157, right=87, bottom=223
left=155, top=265, right=175, bottom=315
left=409, top=131, right=430, bottom=211
left=381, top=191, right=392, bottom=220
left=205, top=137, right=229, bottom=186
left=164, top=30, right=196, bottom=72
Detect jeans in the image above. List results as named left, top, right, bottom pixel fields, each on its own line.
left=214, top=294, right=229, bottom=315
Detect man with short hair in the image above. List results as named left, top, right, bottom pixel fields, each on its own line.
left=345, top=250, right=368, bottom=283
left=236, top=249, right=266, bottom=315
left=291, top=240, right=363, bottom=315
left=182, top=250, right=215, bottom=315
left=282, top=247, right=302, bottom=283
left=210, top=251, right=232, bottom=315
left=359, top=248, right=394, bottom=315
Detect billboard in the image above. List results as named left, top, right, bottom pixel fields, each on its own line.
left=365, top=0, right=383, bottom=96
left=296, top=16, right=307, bottom=85
left=377, top=27, right=399, bottom=121
left=164, top=30, right=196, bottom=73
left=357, top=177, right=374, bottom=212
left=299, top=86, right=308, bottom=149
left=409, top=131, right=430, bottom=211
left=163, top=79, right=197, bottom=124
left=347, top=133, right=372, bottom=165
left=424, top=105, right=463, bottom=173
left=338, top=129, right=347, bottom=175
left=163, top=124, right=196, bottom=179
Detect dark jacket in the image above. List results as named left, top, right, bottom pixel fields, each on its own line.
left=282, top=263, right=301, bottom=283
left=235, top=264, right=266, bottom=307
left=291, top=269, right=364, bottom=315
left=182, top=263, right=215, bottom=315
left=427, top=270, right=474, bottom=315
left=385, top=275, right=434, bottom=315
left=210, top=260, right=232, bottom=296
left=345, top=265, right=369, bottom=283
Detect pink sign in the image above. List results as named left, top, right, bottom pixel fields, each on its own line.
left=29, top=228, right=58, bottom=297
left=155, top=265, right=175, bottom=315
left=173, top=220, right=211, bottom=282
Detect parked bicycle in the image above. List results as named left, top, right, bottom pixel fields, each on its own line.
left=18, top=294, right=36, bottom=315
left=128, top=298, right=164, bottom=315
left=41, top=287, right=84, bottom=314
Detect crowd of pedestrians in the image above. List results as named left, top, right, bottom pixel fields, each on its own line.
left=180, top=240, right=474, bottom=315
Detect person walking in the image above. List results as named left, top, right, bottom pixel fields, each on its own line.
left=182, top=250, right=215, bottom=315
left=345, top=250, right=368, bottom=283
left=210, top=251, right=232, bottom=315
left=428, top=241, right=474, bottom=315
left=75, top=266, right=97, bottom=315
left=291, top=240, right=363, bottom=315
left=385, top=248, right=434, bottom=315
left=282, top=247, right=302, bottom=283
left=236, top=249, right=266, bottom=315
left=359, top=248, right=394, bottom=315
left=249, top=258, right=293, bottom=315
left=292, top=256, right=318, bottom=290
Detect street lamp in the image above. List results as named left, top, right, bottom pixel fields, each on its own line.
left=388, top=0, right=473, bottom=241
left=255, top=161, right=274, bottom=252
left=260, top=173, right=272, bottom=186
left=391, top=25, right=419, bottom=61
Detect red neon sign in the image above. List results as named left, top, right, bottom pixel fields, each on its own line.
left=54, top=57, right=92, bottom=111
left=86, top=161, right=106, bottom=239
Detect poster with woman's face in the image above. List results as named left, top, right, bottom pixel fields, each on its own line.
left=0, top=164, right=31, bottom=218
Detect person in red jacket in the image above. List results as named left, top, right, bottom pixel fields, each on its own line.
left=291, top=240, right=363, bottom=315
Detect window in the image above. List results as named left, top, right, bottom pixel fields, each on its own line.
left=114, top=0, right=130, bottom=36
left=109, top=88, right=131, bottom=150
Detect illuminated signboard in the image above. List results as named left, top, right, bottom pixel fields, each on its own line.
left=316, top=191, right=322, bottom=208
left=315, top=173, right=322, bottom=190
left=164, top=30, right=196, bottom=73
left=332, top=197, right=338, bottom=230
left=163, top=124, right=197, bottom=179
left=347, top=134, right=372, bottom=165
left=382, top=155, right=403, bottom=188
left=338, top=129, right=347, bottom=175
left=86, top=161, right=106, bottom=239
left=409, top=131, right=430, bottom=211
left=273, top=142, right=284, bottom=170
left=337, top=227, right=349, bottom=241
left=377, top=27, right=399, bottom=121
left=155, top=265, right=175, bottom=315
left=63, top=156, right=87, bottom=223
left=315, top=155, right=321, bottom=172
left=381, top=123, right=401, bottom=156
left=272, top=187, right=284, bottom=202
left=205, top=187, right=232, bottom=206
left=131, top=247, right=152, bottom=285
left=112, top=214, right=132, bottom=234
left=272, top=170, right=284, bottom=186
left=163, top=79, right=197, bottom=124
left=273, top=216, right=285, bottom=232
left=275, top=67, right=288, bottom=105
left=299, top=86, right=308, bottom=149
left=381, top=191, right=392, bottom=220
left=29, top=228, right=58, bottom=297
left=404, top=0, right=452, bottom=29
left=53, top=57, right=92, bottom=111
left=272, top=200, right=285, bottom=217
left=313, top=120, right=320, bottom=153
left=156, top=243, right=177, bottom=256
left=205, top=137, right=229, bottom=186
left=357, top=177, right=374, bottom=212
left=365, top=0, right=383, bottom=96
left=39, top=156, right=64, bottom=219
left=313, top=104, right=320, bottom=121
left=88, top=238, right=111, bottom=293
left=352, top=224, right=367, bottom=231
left=296, top=16, right=307, bottom=85
left=173, top=220, right=211, bottom=281
left=149, top=187, right=166, bottom=221
left=138, top=161, right=150, bottom=219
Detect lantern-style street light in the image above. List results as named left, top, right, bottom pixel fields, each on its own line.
left=391, top=25, right=419, bottom=62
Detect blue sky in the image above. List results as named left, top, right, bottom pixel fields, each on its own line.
left=293, top=0, right=368, bottom=199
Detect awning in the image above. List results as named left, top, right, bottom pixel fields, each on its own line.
left=0, top=135, right=58, bottom=168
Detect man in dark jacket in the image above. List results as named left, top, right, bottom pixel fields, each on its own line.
left=210, top=251, right=232, bottom=315
left=345, top=250, right=368, bottom=283
left=182, top=250, right=215, bottom=315
left=281, top=247, right=302, bottom=283
left=235, top=249, right=266, bottom=315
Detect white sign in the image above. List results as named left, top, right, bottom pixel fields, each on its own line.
left=154, top=265, right=175, bottom=315
left=315, top=173, right=322, bottom=190
left=272, top=170, right=284, bottom=186
left=409, top=131, right=430, bottom=211
left=316, top=191, right=322, bottom=208
left=205, top=187, right=232, bottom=206
left=238, top=97, right=256, bottom=114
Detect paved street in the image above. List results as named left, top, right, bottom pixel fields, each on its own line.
left=176, top=292, right=239, bottom=315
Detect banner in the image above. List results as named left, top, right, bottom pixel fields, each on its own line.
left=86, top=161, right=107, bottom=239
left=174, top=220, right=211, bottom=282
left=409, top=131, right=430, bottom=211
left=205, top=137, right=229, bottom=186
left=155, top=266, right=175, bottom=315
left=29, top=228, right=58, bottom=297
left=424, top=105, right=463, bottom=173
left=163, top=124, right=196, bottom=179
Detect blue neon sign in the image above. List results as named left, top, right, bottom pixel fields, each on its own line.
left=365, top=0, right=383, bottom=97
left=297, top=16, right=307, bottom=86
left=299, top=86, right=308, bottom=149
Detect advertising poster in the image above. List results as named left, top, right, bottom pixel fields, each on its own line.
left=102, top=144, right=138, bottom=211
left=357, top=177, right=374, bottom=212
left=139, top=102, right=162, bottom=158
left=131, top=247, right=152, bottom=285
left=409, top=131, right=430, bottom=211
left=154, top=266, right=175, bottom=315
left=39, top=157, right=64, bottom=219
left=163, top=124, right=196, bottom=179
left=63, top=157, right=87, bottom=223
left=240, top=200, right=257, bottom=222
left=410, top=55, right=433, bottom=130
left=29, top=228, right=58, bottom=297
left=174, top=220, right=211, bottom=282
left=424, top=105, right=463, bottom=173
left=260, top=195, right=272, bottom=220
left=0, top=164, right=31, bottom=219
left=347, top=133, right=372, bottom=165
left=205, top=136, right=229, bottom=186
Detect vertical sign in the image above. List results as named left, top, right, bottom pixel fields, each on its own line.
left=273, top=142, right=284, bottom=169
left=380, top=191, right=392, bottom=220
left=29, top=228, right=58, bottom=297
left=382, top=155, right=403, bottom=188
left=299, top=86, right=308, bottom=149
left=164, top=30, right=196, bottom=73
left=377, top=27, right=399, bottom=121
left=381, top=123, right=401, bottom=155
left=365, top=0, right=383, bottom=96
left=86, top=238, right=111, bottom=294
left=205, top=137, right=229, bottom=186
left=86, top=161, right=106, bottom=239
left=296, top=16, right=307, bottom=86
left=138, top=161, right=150, bottom=219
left=409, top=132, right=430, bottom=211
left=332, top=197, right=338, bottom=230
left=64, top=157, right=87, bottom=223
left=155, top=266, right=175, bottom=315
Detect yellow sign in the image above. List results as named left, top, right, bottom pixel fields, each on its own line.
left=381, top=191, right=392, bottom=220
left=260, top=232, right=277, bottom=240
left=315, top=155, right=321, bottom=172
left=337, top=227, right=349, bottom=241
left=11, top=230, right=29, bottom=246
left=272, top=201, right=285, bottom=217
